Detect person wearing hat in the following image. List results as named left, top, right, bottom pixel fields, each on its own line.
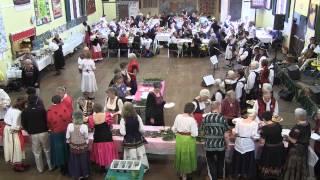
left=284, top=108, right=311, bottom=180
left=221, top=90, right=240, bottom=126
left=253, top=91, right=278, bottom=122
left=258, top=111, right=285, bottom=179
left=245, top=61, right=260, bottom=100
left=252, top=46, right=261, bottom=63
left=145, top=82, right=166, bottom=126
left=192, top=89, right=210, bottom=126
left=66, top=111, right=90, bottom=180
left=232, top=109, right=259, bottom=179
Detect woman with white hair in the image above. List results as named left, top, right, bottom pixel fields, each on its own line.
left=253, top=91, right=278, bottom=122
left=221, top=90, right=240, bottom=126
left=245, top=61, right=260, bottom=100
left=232, top=109, right=259, bottom=179
left=192, top=89, right=210, bottom=125
left=284, top=108, right=311, bottom=180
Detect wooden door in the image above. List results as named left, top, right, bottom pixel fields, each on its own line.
left=289, top=12, right=307, bottom=55
left=118, top=4, right=129, bottom=20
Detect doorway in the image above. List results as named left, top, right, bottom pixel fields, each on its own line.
left=118, top=4, right=129, bottom=20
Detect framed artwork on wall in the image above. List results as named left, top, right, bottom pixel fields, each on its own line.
left=52, top=0, right=63, bottom=19
left=34, top=0, right=52, bottom=26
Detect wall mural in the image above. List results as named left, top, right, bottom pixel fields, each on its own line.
left=52, top=0, right=63, bottom=19
left=159, top=0, right=197, bottom=15
left=34, top=0, right=52, bottom=26
left=87, top=0, right=96, bottom=15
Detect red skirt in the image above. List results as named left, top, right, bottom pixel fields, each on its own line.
left=193, top=113, right=203, bottom=126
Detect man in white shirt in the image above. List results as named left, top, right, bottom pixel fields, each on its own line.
left=245, top=61, right=260, bottom=100
left=268, top=63, right=275, bottom=86
left=253, top=91, right=279, bottom=122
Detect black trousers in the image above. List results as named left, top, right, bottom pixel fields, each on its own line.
left=206, top=150, right=225, bottom=180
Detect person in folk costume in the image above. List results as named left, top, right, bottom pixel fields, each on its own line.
left=47, top=95, right=72, bottom=175
left=268, top=60, right=275, bottom=86
left=79, top=49, right=98, bottom=99
left=283, top=108, right=311, bottom=180
left=211, top=79, right=225, bottom=103
left=225, top=34, right=237, bottom=67
left=52, top=34, right=65, bottom=75
left=192, top=89, right=211, bottom=126
left=252, top=46, right=261, bottom=63
left=223, top=70, right=237, bottom=93
left=56, top=86, right=73, bottom=114
left=77, top=96, right=94, bottom=118
left=298, top=36, right=317, bottom=63
left=259, top=59, right=274, bottom=90
left=3, top=97, right=29, bottom=172
left=0, top=88, right=10, bottom=137
left=238, top=41, right=253, bottom=67
left=172, top=102, right=198, bottom=180
left=258, top=45, right=269, bottom=68
left=235, top=69, right=247, bottom=114
left=88, top=103, right=118, bottom=170
left=258, top=111, right=285, bottom=179
left=120, top=62, right=131, bottom=86
left=120, top=102, right=149, bottom=170
left=90, top=33, right=103, bottom=62
left=104, top=87, right=124, bottom=124
left=66, top=111, right=90, bottom=180
left=221, top=90, right=241, bottom=127
left=83, top=21, right=92, bottom=48
left=245, top=61, right=260, bottom=100
left=253, top=90, right=279, bottom=122
left=127, top=53, right=140, bottom=95
left=145, top=82, right=166, bottom=126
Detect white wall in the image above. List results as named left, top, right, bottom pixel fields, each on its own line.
left=241, top=0, right=256, bottom=22
left=220, top=0, right=229, bottom=21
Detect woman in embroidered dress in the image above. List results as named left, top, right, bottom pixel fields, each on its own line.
left=172, top=102, right=198, bottom=180
left=89, top=103, right=118, bottom=170
left=120, top=102, right=149, bottom=170
left=192, top=89, right=211, bottom=126
left=66, top=111, right=90, bottom=180
left=79, top=49, right=98, bottom=99
left=3, top=97, right=28, bottom=172
left=104, top=87, right=124, bottom=124
left=127, top=53, right=140, bottom=95
left=90, top=34, right=103, bottom=62
left=145, top=82, right=165, bottom=126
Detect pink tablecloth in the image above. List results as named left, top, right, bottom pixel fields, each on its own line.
left=133, top=81, right=165, bottom=102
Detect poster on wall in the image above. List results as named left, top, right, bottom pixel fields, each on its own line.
left=13, top=0, right=32, bottom=11
left=308, top=3, right=317, bottom=29
left=159, top=0, right=197, bottom=15
left=52, top=0, right=63, bottom=19
left=34, top=0, right=52, bottom=26
left=87, top=0, right=96, bottom=15
left=129, top=2, right=139, bottom=17
left=0, top=9, right=7, bottom=58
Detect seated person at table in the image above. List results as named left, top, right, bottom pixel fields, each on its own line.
left=118, top=33, right=129, bottom=44
left=299, top=44, right=319, bottom=71
left=298, top=37, right=317, bottom=63
left=108, top=32, right=119, bottom=56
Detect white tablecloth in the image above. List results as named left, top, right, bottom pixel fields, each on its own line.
left=36, top=55, right=53, bottom=71
left=256, top=29, right=273, bottom=44
left=155, top=33, right=171, bottom=42
left=63, top=33, right=84, bottom=56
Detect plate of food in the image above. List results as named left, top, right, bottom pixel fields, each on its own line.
left=164, top=102, right=175, bottom=109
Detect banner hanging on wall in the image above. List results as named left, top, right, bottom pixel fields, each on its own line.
left=13, top=0, right=32, bottom=11
left=0, top=9, right=8, bottom=57
left=52, top=0, right=63, bottom=19
left=34, top=0, right=52, bottom=26
left=87, top=0, right=96, bottom=15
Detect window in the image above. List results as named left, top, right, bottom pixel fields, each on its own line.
left=143, top=0, right=157, bottom=8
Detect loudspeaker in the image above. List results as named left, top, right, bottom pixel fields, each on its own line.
left=274, top=15, right=285, bottom=30
left=286, top=64, right=301, bottom=80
